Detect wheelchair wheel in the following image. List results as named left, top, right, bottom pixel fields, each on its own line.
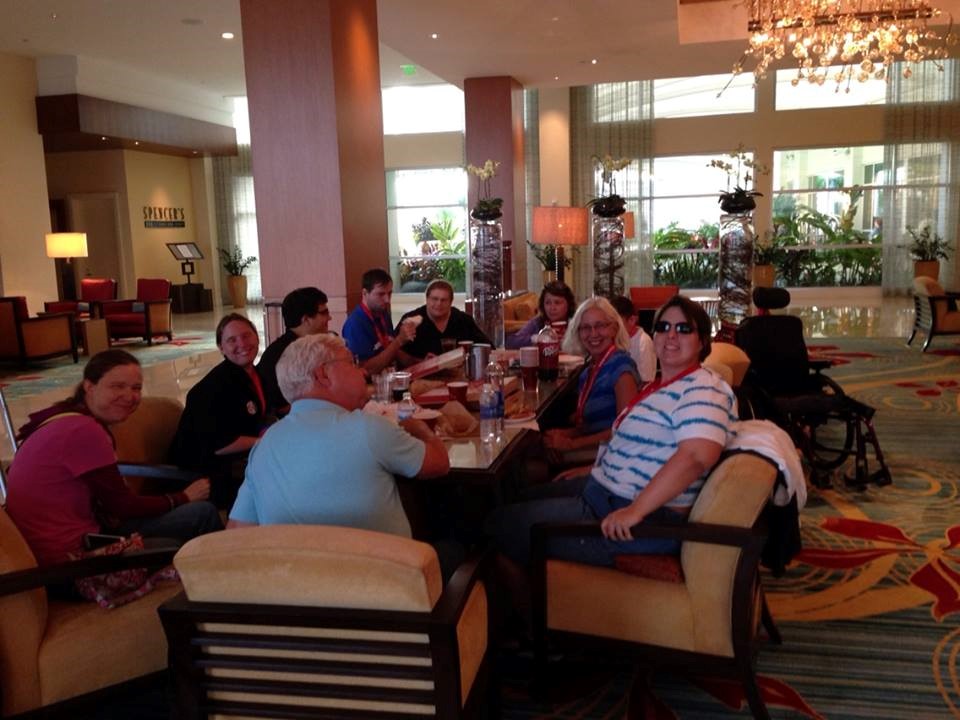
left=806, top=411, right=855, bottom=471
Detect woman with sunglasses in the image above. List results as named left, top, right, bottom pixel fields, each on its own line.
left=541, top=297, right=640, bottom=462
left=487, top=295, right=737, bottom=569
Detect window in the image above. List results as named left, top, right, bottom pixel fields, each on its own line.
left=592, top=75, right=754, bottom=123
left=386, top=168, right=468, bottom=292
left=382, top=85, right=465, bottom=135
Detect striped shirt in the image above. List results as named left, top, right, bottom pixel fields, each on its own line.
left=590, top=367, right=737, bottom=509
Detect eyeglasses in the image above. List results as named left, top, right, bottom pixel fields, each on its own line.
left=653, top=320, right=695, bottom=335
left=578, top=321, right=612, bottom=334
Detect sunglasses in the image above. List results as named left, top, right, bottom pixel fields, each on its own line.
left=653, top=320, right=695, bottom=335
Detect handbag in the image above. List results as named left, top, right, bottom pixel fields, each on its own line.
left=68, top=533, right=178, bottom=609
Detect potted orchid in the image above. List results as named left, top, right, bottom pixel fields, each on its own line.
left=709, top=145, right=768, bottom=214
left=466, top=159, right=503, bottom=220
left=588, top=154, right=631, bottom=217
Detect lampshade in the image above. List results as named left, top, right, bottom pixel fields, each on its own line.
left=623, top=211, right=636, bottom=239
left=45, top=232, right=88, bottom=259
left=532, top=206, right=588, bottom=246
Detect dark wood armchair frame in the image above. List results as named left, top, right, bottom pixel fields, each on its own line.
left=159, top=549, right=493, bottom=720
left=0, top=546, right=178, bottom=719
left=908, top=289, right=960, bottom=351
left=531, top=515, right=780, bottom=720
left=98, top=299, right=173, bottom=345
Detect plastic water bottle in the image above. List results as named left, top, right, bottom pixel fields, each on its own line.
left=397, top=392, right=417, bottom=422
left=484, top=359, right=505, bottom=435
left=479, top=383, right=498, bottom=442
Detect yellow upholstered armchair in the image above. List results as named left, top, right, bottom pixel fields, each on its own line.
left=531, top=452, right=780, bottom=719
left=159, top=525, right=491, bottom=719
left=502, top=291, right=539, bottom=334
left=0, top=506, right=180, bottom=717
left=0, top=297, right=77, bottom=366
left=908, top=276, right=960, bottom=351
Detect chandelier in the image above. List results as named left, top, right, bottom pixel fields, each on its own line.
left=732, top=0, right=958, bottom=90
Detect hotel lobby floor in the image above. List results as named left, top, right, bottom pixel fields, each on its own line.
left=0, top=292, right=916, bottom=460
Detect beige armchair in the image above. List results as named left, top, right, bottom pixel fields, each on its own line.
left=908, top=276, right=960, bottom=351
left=159, top=525, right=491, bottom=719
left=0, top=297, right=77, bottom=366
left=0, top=506, right=179, bottom=717
left=503, top=291, right=539, bottom=334
left=532, top=452, right=780, bottom=719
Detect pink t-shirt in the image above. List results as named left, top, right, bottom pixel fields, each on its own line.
left=6, top=414, right=116, bottom=566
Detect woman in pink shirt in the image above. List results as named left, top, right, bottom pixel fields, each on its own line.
left=6, top=350, right=222, bottom=569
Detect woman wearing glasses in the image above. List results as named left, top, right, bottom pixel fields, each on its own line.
left=488, top=295, right=737, bottom=568
left=541, top=297, right=640, bottom=462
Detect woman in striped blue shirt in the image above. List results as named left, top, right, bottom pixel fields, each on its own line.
left=488, top=295, right=737, bottom=568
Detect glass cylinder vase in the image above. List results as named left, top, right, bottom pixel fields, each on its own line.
left=592, top=213, right=626, bottom=299
left=716, top=212, right=754, bottom=342
left=470, top=217, right=504, bottom=348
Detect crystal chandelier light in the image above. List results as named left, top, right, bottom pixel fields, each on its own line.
left=732, top=0, right=958, bottom=90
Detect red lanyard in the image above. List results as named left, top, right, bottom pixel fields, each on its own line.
left=612, top=364, right=700, bottom=431
left=246, top=366, right=265, bottom=418
left=360, top=302, right=393, bottom=350
left=575, top=345, right=617, bottom=427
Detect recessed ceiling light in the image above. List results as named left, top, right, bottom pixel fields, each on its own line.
left=100, top=136, right=107, bottom=141
left=554, top=75, right=559, bottom=81
left=50, top=12, right=57, bottom=20
left=591, top=58, right=598, bottom=65
left=134, top=141, right=140, bottom=146
left=221, top=31, right=235, bottom=40
left=430, top=33, right=438, bottom=39
left=551, top=16, right=559, bottom=21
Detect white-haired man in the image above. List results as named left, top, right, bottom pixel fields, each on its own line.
left=228, top=334, right=449, bottom=539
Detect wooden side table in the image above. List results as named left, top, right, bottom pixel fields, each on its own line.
left=79, top=318, right=110, bottom=356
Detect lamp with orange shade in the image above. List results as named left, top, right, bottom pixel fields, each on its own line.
left=530, top=206, right=588, bottom=284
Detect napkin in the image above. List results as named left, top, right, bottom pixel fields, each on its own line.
left=436, top=401, right=478, bottom=437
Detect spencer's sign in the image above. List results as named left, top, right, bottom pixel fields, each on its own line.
left=143, top=206, right=186, bottom=228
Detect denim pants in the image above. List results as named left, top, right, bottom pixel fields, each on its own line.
left=486, top=477, right=683, bottom=568
left=114, top=501, right=223, bottom=542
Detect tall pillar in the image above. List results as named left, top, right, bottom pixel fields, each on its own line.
left=464, top=77, right=526, bottom=293
left=239, top=0, right=387, bottom=324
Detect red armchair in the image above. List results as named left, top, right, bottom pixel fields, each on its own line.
left=0, top=297, right=78, bottom=365
left=43, top=277, right=117, bottom=319
left=100, top=279, right=173, bottom=345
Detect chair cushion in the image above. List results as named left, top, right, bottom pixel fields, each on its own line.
left=913, top=276, right=944, bottom=297
left=137, top=279, right=171, bottom=302
left=503, top=292, right=538, bottom=321
left=79, top=278, right=117, bottom=302
left=37, top=583, right=181, bottom=708
left=175, top=525, right=443, bottom=612
left=705, top=342, right=751, bottom=388
left=614, top=554, right=685, bottom=582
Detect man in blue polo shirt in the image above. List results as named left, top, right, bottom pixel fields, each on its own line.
left=342, top=267, right=417, bottom=374
left=228, top=334, right=449, bottom=537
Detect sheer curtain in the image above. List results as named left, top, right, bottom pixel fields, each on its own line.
left=213, top=99, right=262, bottom=303
left=523, top=89, right=541, bottom=292
left=883, top=60, right=960, bottom=293
left=570, top=83, right=654, bottom=295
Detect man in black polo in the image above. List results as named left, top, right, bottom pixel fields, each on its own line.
left=257, top=287, right=330, bottom=416
left=396, top=279, right=491, bottom=359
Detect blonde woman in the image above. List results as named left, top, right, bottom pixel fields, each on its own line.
left=542, top=297, right=640, bottom=459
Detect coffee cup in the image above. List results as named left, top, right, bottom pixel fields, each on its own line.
left=447, top=381, right=469, bottom=404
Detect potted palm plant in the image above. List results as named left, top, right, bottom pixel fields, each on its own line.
left=906, top=223, right=952, bottom=280
left=219, top=246, right=257, bottom=309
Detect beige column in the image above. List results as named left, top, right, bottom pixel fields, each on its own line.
left=239, top=0, right=387, bottom=327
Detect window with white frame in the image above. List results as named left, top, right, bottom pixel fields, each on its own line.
left=386, top=168, right=468, bottom=292
left=592, top=74, right=755, bottom=123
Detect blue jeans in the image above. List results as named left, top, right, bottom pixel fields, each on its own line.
left=114, top=501, right=223, bottom=543
left=486, top=477, right=683, bottom=568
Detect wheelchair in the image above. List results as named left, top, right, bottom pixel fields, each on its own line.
left=734, top=288, right=892, bottom=489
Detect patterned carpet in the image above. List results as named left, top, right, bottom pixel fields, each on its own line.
left=0, top=333, right=218, bottom=400
left=503, top=336, right=960, bottom=719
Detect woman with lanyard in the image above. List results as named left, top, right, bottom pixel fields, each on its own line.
left=487, top=294, right=738, bottom=570
left=541, top=297, right=640, bottom=465
left=171, top=313, right=268, bottom=509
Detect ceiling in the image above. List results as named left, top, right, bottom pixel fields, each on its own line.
left=0, top=0, right=751, bottom=102
left=2, top=0, right=956, bottom=104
